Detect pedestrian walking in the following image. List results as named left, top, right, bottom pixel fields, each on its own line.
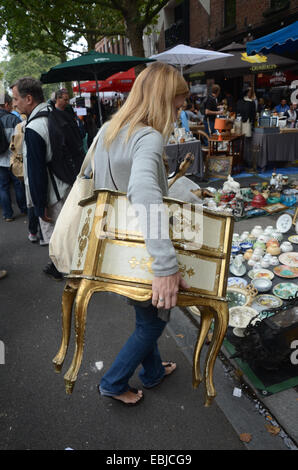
left=11, top=78, right=71, bottom=280
left=93, top=62, right=189, bottom=405
left=0, top=93, right=27, bottom=221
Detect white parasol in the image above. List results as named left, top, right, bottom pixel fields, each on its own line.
left=150, top=44, right=233, bottom=74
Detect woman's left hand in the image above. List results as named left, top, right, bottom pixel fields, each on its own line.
left=152, top=271, right=189, bottom=310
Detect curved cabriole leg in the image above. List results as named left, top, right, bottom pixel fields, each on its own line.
left=192, top=307, right=214, bottom=389
left=203, top=301, right=229, bottom=407
left=63, top=279, right=99, bottom=394
left=52, top=281, right=79, bottom=373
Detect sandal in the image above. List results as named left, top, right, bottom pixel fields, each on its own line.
left=143, top=361, right=177, bottom=389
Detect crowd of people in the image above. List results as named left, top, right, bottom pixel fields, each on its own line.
left=175, top=85, right=297, bottom=142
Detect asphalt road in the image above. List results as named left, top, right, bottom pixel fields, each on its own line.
left=0, top=208, right=246, bottom=451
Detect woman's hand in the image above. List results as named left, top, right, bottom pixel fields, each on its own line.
left=152, top=272, right=190, bottom=310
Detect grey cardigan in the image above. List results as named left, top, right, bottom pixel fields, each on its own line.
left=93, top=123, right=179, bottom=278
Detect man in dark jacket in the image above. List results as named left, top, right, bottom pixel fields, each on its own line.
left=0, top=93, right=27, bottom=221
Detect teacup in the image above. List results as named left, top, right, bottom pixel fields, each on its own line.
left=264, top=226, right=274, bottom=234
left=251, top=225, right=263, bottom=238
left=270, top=256, right=279, bottom=266
left=280, top=242, right=293, bottom=253
left=260, top=259, right=270, bottom=269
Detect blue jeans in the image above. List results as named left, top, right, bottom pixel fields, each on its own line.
left=99, top=304, right=167, bottom=396
left=0, top=166, right=27, bottom=218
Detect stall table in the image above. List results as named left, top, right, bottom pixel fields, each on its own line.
left=249, top=130, right=298, bottom=170
left=164, top=140, right=203, bottom=178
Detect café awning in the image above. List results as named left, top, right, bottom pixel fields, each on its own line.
left=246, top=21, right=298, bottom=60
left=185, top=42, right=296, bottom=76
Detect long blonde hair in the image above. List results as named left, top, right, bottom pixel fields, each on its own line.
left=103, top=62, right=189, bottom=148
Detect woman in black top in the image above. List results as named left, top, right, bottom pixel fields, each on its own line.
left=203, top=84, right=221, bottom=137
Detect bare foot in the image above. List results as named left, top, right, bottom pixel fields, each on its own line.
left=163, top=362, right=177, bottom=376
left=113, top=389, right=143, bottom=404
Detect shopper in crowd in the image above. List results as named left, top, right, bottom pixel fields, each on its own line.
left=0, top=93, right=27, bottom=222
left=11, top=77, right=71, bottom=281
left=274, top=98, right=290, bottom=114
left=93, top=62, right=189, bottom=405
left=203, top=84, right=221, bottom=136
left=236, top=87, right=256, bottom=137
left=285, top=103, right=297, bottom=128
left=178, top=100, right=190, bottom=131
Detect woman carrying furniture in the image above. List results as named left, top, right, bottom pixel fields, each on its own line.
left=93, top=62, right=190, bottom=405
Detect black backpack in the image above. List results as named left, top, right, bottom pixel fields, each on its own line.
left=28, top=107, right=85, bottom=191
left=0, top=115, right=10, bottom=154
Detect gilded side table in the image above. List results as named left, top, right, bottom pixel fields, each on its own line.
left=53, top=190, right=233, bottom=406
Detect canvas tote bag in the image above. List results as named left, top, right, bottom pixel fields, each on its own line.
left=49, top=129, right=101, bottom=274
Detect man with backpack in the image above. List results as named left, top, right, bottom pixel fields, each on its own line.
left=11, top=77, right=84, bottom=280
left=0, top=93, right=27, bottom=221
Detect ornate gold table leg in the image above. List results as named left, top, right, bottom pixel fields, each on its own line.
left=52, top=280, right=79, bottom=373
left=192, top=306, right=214, bottom=389
left=63, top=279, right=105, bottom=394
left=203, top=300, right=229, bottom=407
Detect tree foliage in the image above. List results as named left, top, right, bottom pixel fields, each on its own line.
left=0, top=50, right=60, bottom=99
left=0, top=0, right=167, bottom=58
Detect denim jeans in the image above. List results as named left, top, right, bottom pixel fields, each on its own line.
left=99, top=304, right=167, bottom=396
left=28, top=207, right=39, bottom=235
left=0, top=166, right=27, bottom=218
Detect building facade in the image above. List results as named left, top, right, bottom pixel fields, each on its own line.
left=159, top=0, right=298, bottom=51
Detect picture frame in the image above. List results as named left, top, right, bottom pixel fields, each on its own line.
left=261, top=203, right=288, bottom=214
left=206, top=155, right=233, bottom=179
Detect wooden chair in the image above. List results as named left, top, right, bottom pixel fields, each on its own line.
left=52, top=190, right=233, bottom=406
left=194, top=130, right=211, bottom=175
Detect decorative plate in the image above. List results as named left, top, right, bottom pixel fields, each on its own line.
left=273, top=265, right=298, bottom=279
left=273, top=282, right=298, bottom=300
left=228, top=277, right=248, bottom=288
left=255, top=294, right=283, bottom=308
left=249, top=269, right=274, bottom=280
left=276, top=213, right=292, bottom=233
left=288, top=235, right=298, bottom=244
left=279, top=252, right=298, bottom=268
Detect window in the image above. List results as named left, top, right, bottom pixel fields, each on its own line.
left=224, top=0, right=236, bottom=28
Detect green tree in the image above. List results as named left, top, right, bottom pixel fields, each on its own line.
left=0, top=0, right=167, bottom=58
left=1, top=50, right=60, bottom=99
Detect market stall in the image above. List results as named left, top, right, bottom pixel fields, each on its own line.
left=248, top=130, right=298, bottom=169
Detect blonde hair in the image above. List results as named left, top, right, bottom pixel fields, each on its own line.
left=103, top=61, right=189, bottom=148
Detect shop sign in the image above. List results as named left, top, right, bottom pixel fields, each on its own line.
left=250, top=64, right=277, bottom=72
left=257, top=70, right=298, bottom=87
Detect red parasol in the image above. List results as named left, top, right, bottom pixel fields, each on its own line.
left=73, top=67, right=135, bottom=93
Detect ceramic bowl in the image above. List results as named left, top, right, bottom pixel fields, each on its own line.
left=253, top=241, right=266, bottom=251
left=271, top=231, right=283, bottom=242
left=266, top=245, right=281, bottom=256
left=240, top=242, right=253, bottom=252
left=258, top=234, right=270, bottom=243
left=264, top=226, right=274, bottom=235
left=251, top=226, right=263, bottom=238
left=270, top=256, right=279, bottom=266
left=229, top=306, right=259, bottom=337
left=280, top=242, right=293, bottom=253
left=252, top=278, right=272, bottom=293
left=260, top=259, right=270, bottom=269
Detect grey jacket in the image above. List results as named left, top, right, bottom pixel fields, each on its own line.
left=93, top=124, right=179, bottom=278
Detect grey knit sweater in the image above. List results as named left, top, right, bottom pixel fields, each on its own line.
left=93, top=123, right=179, bottom=278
